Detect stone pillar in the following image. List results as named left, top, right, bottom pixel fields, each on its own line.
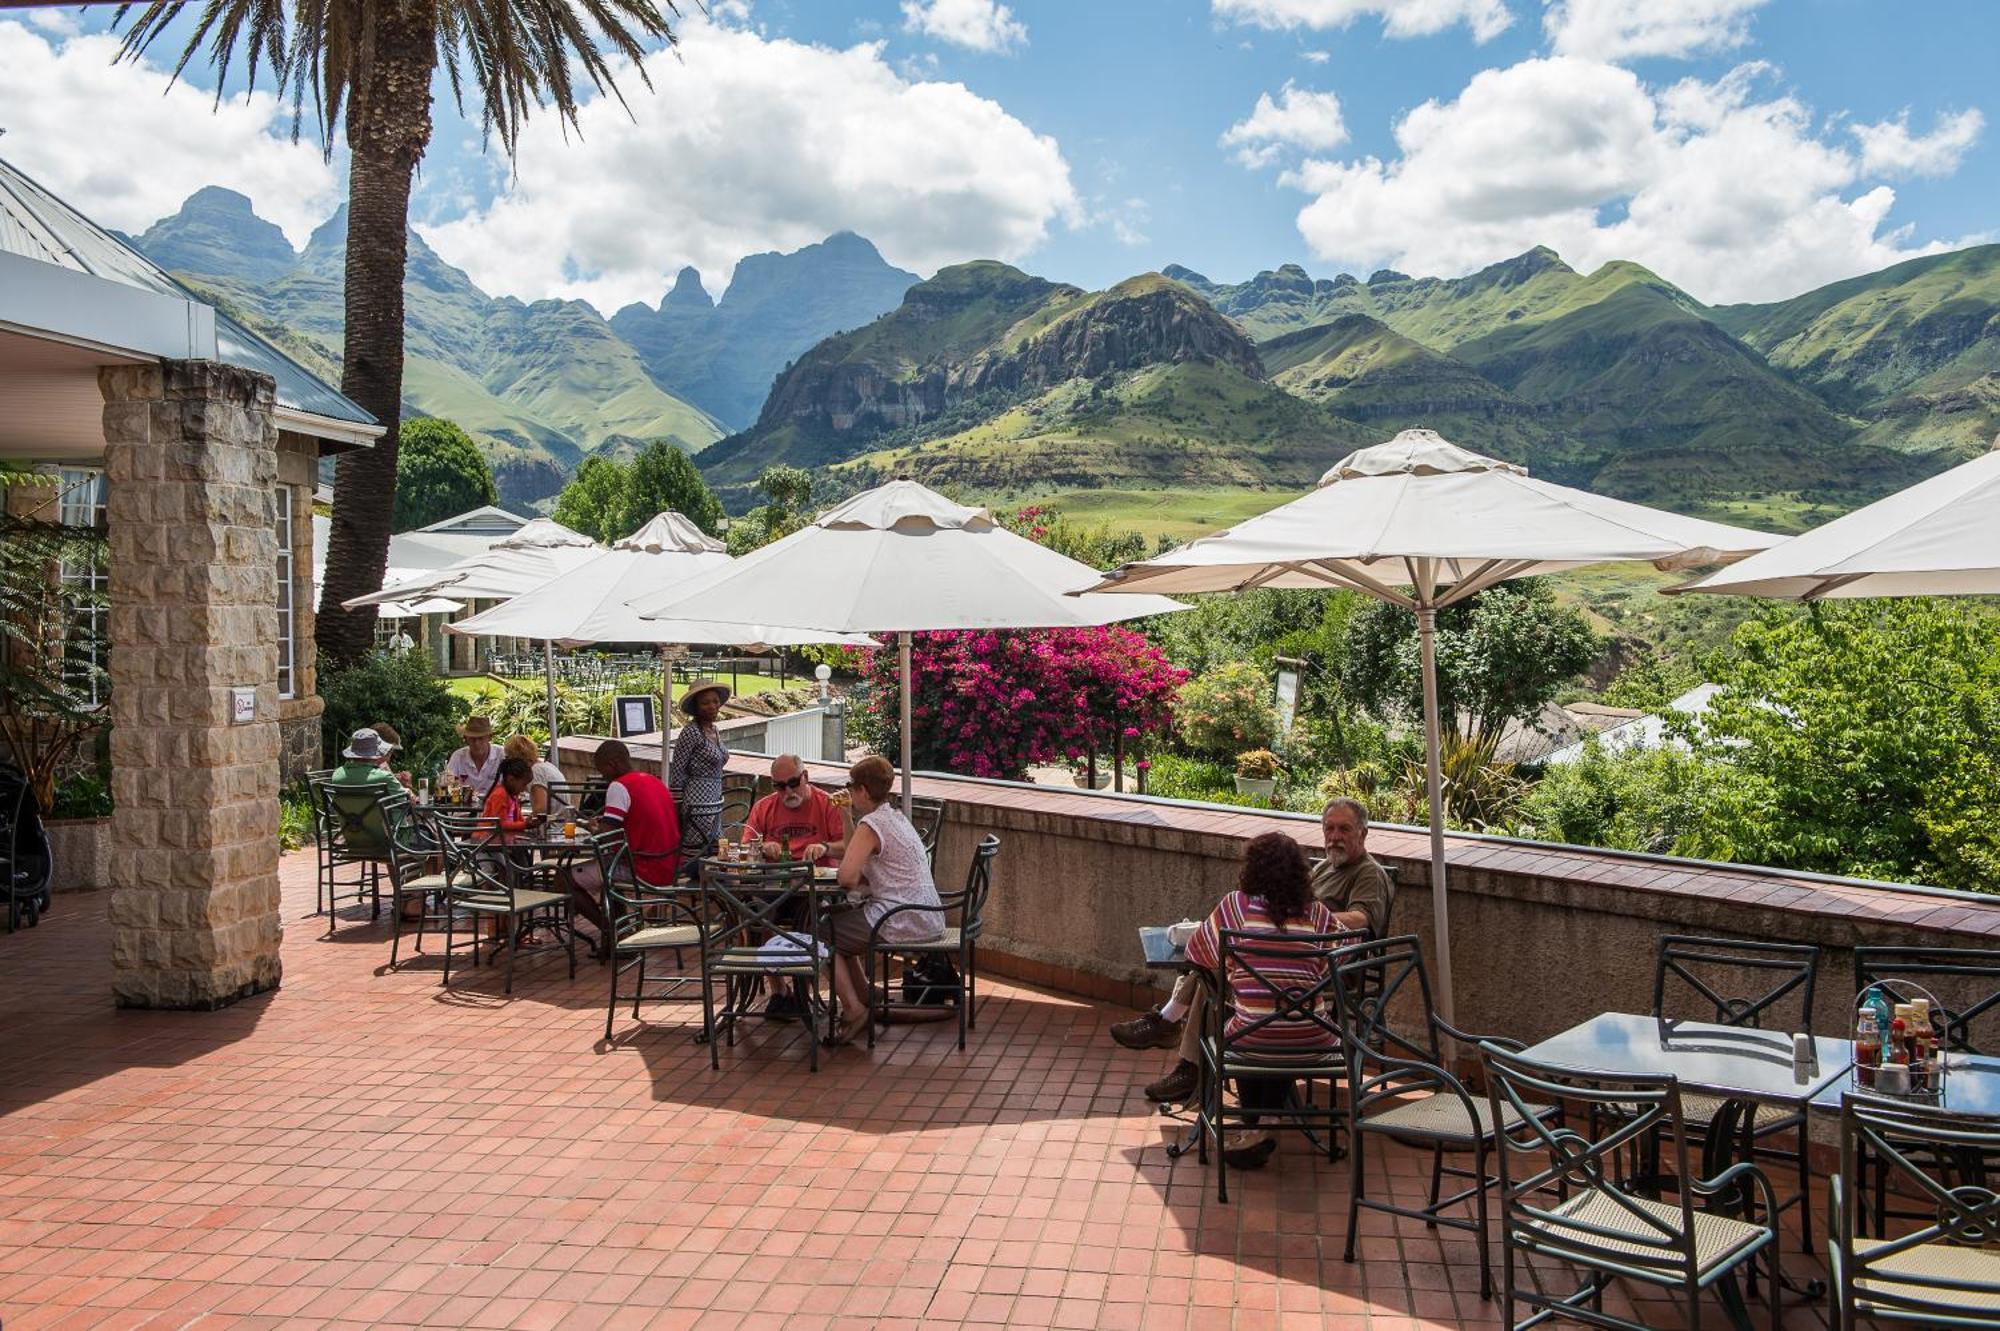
left=100, top=361, right=284, bottom=1010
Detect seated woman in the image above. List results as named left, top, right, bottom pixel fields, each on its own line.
left=503, top=734, right=571, bottom=822
left=827, top=755, right=944, bottom=1043
left=1182, top=831, right=1341, bottom=1171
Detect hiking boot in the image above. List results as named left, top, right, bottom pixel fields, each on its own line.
left=1144, top=1059, right=1199, bottom=1104
left=1222, top=1132, right=1277, bottom=1170
left=1111, top=1008, right=1184, bottom=1050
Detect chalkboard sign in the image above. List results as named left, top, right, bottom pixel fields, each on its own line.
left=612, top=694, right=657, bottom=738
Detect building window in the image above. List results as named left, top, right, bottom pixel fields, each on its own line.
left=56, top=467, right=109, bottom=706
left=277, top=484, right=297, bottom=700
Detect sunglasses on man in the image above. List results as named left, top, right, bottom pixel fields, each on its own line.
left=773, top=775, right=806, bottom=790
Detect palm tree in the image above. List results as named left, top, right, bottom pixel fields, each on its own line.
left=109, top=0, right=682, bottom=666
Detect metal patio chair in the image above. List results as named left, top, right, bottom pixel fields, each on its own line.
left=436, top=812, right=575, bottom=995
left=1483, top=1043, right=1781, bottom=1331
left=1333, top=934, right=1555, bottom=1301
left=1830, top=1095, right=2000, bottom=1329
left=1192, top=923, right=1360, bottom=1203
left=314, top=780, right=407, bottom=935
left=601, top=829, right=710, bottom=1040
left=910, top=795, right=947, bottom=869
left=864, top=833, right=1000, bottom=1051
left=1647, top=935, right=1822, bottom=1247
left=696, top=861, right=828, bottom=1072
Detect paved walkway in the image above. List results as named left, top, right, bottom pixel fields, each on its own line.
left=0, top=854, right=1833, bottom=1329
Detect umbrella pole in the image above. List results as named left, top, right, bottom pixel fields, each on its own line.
left=543, top=639, right=559, bottom=756
left=899, top=631, right=914, bottom=816
left=660, top=645, right=675, bottom=784
left=1416, top=605, right=1457, bottom=1031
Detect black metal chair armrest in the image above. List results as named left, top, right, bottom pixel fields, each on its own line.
left=864, top=898, right=953, bottom=946
left=1691, top=1160, right=1781, bottom=1225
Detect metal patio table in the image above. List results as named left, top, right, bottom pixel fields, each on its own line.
left=694, top=857, right=852, bottom=1047
left=1521, top=1011, right=1853, bottom=1299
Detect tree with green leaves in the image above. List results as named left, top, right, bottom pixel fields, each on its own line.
left=1341, top=579, right=1600, bottom=750
left=725, top=465, right=814, bottom=555
left=622, top=440, right=723, bottom=539
left=112, top=0, right=685, bottom=666
left=1685, top=601, right=2000, bottom=892
left=550, top=455, right=630, bottom=544
left=392, top=418, right=497, bottom=532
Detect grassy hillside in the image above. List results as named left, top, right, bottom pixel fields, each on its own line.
left=829, top=360, right=1370, bottom=494
left=1710, top=244, right=2000, bottom=458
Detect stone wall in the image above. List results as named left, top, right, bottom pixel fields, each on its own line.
left=100, top=360, right=283, bottom=1010
left=552, top=735, right=2000, bottom=1043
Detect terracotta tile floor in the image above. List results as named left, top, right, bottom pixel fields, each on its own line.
left=0, top=854, right=1836, bottom=1329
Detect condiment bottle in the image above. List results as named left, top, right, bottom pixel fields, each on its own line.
left=1856, top=1009, right=1881, bottom=1088
left=1889, top=1017, right=1909, bottom=1069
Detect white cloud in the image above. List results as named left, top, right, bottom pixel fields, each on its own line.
left=1544, top=0, right=1765, bottom=62
left=1213, top=0, right=1513, bottom=43
left=1852, top=109, right=1985, bottom=179
left=1273, top=57, right=1985, bottom=302
left=1302, top=49, right=1332, bottom=63
left=420, top=20, right=1078, bottom=312
left=0, top=21, right=340, bottom=247
left=901, top=0, right=1027, bottom=53
left=1222, top=83, right=1349, bottom=168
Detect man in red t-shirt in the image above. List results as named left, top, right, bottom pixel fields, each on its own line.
left=745, top=754, right=848, bottom=865
left=566, top=740, right=681, bottom=956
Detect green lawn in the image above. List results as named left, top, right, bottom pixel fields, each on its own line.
left=992, top=486, right=1289, bottom=544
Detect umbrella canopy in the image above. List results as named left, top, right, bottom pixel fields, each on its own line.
left=1083, top=428, right=1781, bottom=1026
left=375, top=596, right=464, bottom=619
left=633, top=480, right=1186, bottom=808
left=1675, top=444, right=2000, bottom=600
left=447, top=512, right=734, bottom=646
left=342, top=517, right=601, bottom=608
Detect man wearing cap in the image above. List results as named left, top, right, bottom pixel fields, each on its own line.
left=668, top=680, right=731, bottom=859
left=444, top=716, right=502, bottom=799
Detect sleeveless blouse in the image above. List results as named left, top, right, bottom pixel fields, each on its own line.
left=857, top=806, right=945, bottom=942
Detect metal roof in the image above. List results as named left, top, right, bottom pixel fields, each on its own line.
left=0, top=154, right=378, bottom=444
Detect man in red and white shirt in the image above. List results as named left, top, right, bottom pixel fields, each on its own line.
left=565, top=740, right=681, bottom=955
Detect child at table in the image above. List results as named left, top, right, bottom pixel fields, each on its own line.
left=481, top=757, right=537, bottom=844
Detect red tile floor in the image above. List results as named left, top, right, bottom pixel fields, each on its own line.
left=0, top=854, right=1836, bottom=1330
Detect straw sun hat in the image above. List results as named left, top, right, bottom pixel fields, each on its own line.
left=679, top=679, right=732, bottom=717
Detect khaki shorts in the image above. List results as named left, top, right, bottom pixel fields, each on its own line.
left=821, top=904, right=874, bottom=956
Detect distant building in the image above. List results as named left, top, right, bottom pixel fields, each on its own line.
left=1540, top=685, right=1723, bottom=766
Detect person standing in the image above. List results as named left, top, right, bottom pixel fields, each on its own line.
left=669, top=680, right=731, bottom=861
left=444, top=716, right=502, bottom=799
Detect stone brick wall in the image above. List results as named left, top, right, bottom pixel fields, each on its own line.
left=100, top=360, right=283, bottom=1010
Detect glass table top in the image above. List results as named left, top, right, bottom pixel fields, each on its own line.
left=1812, top=1051, right=2000, bottom=1118
left=1519, top=1011, right=1852, bottom=1105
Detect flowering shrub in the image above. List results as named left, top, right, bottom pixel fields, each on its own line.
left=855, top=627, right=1185, bottom=781
left=1176, top=661, right=1278, bottom=758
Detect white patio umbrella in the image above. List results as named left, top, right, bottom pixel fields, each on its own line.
left=341, top=517, right=602, bottom=608
left=1081, top=428, right=1780, bottom=1025
left=632, top=480, right=1187, bottom=812
left=445, top=512, right=869, bottom=762
left=1675, top=442, right=2000, bottom=600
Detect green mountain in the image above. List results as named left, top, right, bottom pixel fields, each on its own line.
left=698, top=265, right=1370, bottom=502
left=1168, top=247, right=1945, bottom=515
left=1709, top=244, right=2000, bottom=459
left=136, top=188, right=725, bottom=506
left=609, top=232, right=918, bottom=430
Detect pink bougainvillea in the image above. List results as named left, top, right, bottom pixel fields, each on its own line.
left=859, top=627, right=1185, bottom=781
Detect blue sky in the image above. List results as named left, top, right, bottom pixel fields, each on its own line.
left=1, top=0, right=1991, bottom=311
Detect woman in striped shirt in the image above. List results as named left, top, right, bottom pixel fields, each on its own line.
left=1183, top=831, right=1340, bottom=1170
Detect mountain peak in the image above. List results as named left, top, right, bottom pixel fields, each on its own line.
left=134, top=185, right=296, bottom=282
left=662, top=266, right=713, bottom=312
left=1472, top=246, right=1575, bottom=286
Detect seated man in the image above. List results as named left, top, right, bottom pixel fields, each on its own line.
left=564, top=740, right=682, bottom=957
left=745, top=753, right=847, bottom=866
left=1112, top=797, right=1395, bottom=1105
left=326, top=728, right=422, bottom=919
left=743, top=754, right=850, bottom=1018
left=444, top=716, right=502, bottom=800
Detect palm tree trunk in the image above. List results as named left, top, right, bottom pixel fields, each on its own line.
left=315, top=2, right=440, bottom=668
